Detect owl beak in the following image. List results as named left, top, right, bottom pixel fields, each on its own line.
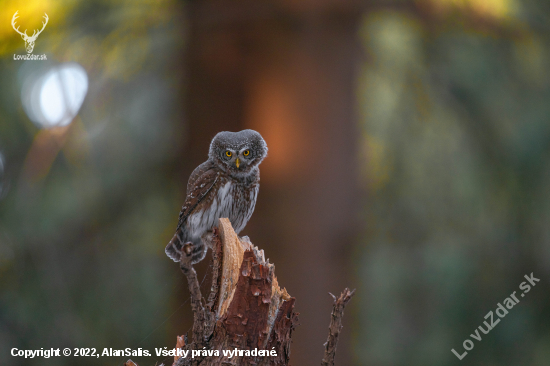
left=235, top=158, right=240, bottom=168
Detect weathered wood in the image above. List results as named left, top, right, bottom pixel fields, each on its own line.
left=125, top=218, right=353, bottom=366
left=177, top=218, right=296, bottom=366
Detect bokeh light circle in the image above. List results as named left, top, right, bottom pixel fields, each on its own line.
left=22, top=63, right=88, bottom=129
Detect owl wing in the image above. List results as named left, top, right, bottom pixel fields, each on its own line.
left=176, top=160, right=220, bottom=231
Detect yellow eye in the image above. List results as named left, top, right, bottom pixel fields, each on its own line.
left=243, top=150, right=250, bottom=156
left=225, top=151, right=232, bottom=157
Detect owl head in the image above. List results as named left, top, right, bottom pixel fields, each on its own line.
left=209, top=130, right=268, bottom=177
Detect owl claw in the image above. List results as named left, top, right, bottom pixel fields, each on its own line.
left=178, top=242, right=196, bottom=273
left=183, top=242, right=194, bottom=256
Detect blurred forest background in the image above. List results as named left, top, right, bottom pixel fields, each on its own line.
left=1, top=0, right=550, bottom=366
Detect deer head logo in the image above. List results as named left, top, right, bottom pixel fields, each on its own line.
left=12, top=11, right=48, bottom=54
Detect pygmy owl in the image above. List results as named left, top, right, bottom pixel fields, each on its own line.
left=166, top=129, right=268, bottom=264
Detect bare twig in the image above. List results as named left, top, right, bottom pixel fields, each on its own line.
left=206, top=228, right=223, bottom=311
left=179, top=244, right=212, bottom=349
left=321, top=288, right=355, bottom=366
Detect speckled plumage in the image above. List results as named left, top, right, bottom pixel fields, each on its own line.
left=166, top=130, right=268, bottom=263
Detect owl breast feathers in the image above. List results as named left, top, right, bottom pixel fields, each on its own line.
left=166, top=129, right=268, bottom=264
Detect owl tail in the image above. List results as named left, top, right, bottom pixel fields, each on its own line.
left=165, top=232, right=182, bottom=262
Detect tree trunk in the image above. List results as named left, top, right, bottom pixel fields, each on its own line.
left=178, top=218, right=297, bottom=366
left=124, top=218, right=353, bottom=366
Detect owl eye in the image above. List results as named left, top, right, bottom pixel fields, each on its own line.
left=243, top=150, right=250, bottom=157
left=225, top=151, right=232, bottom=157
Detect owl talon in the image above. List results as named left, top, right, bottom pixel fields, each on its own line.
left=178, top=242, right=196, bottom=273
left=183, top=242, right=194, bottom=256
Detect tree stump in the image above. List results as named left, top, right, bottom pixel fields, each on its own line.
left=125, top=218, right=353, bottom=366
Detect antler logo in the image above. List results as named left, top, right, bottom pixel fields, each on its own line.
left=12, top=11, right=49, bottom=54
